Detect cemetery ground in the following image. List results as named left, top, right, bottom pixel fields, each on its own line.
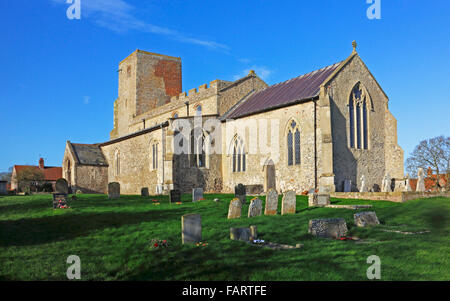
left=0, top=194, right=449, bottom=281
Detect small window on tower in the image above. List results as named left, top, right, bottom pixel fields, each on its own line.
left=127, top=65, right=132, bottom=78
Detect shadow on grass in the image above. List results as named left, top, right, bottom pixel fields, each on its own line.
left=0, top=208, right=186, bottom=247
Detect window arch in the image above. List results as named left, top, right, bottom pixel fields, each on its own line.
left=114, top=150, right=120, bottom=176
left=172, top=111, right=179, bottom=119
left=195, top=105, right=202, bottom=116
left=190, top=128, right=206, bottom=168
left=286, top=119, right=301, bottom=166
left=232, top=135, right=245, bottom=172
left=349, top=82, right=370, bottom=150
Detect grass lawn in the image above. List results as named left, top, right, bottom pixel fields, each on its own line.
left=0, top=193, right=449, bottom=281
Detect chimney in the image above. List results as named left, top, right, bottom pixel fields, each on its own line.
left=39, top=158, right=44, bottom=169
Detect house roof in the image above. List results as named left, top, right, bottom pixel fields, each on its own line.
left=224, top=61, right=343, bottom=119
left=13, top=165, right=62, bottom=181
left=70, top=143, right=108, bottom=166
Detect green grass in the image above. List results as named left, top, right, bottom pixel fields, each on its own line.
left=0, top=193, right=449, bottom=281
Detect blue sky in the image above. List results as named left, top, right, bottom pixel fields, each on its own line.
left=0, top=0, right=449, bottom=172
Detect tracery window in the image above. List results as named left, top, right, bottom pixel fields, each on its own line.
left=287, top=120, right=301, bottom=166
left=232, top=135, right=245, bottom=172
left=349, top=82, right=369, bottom=149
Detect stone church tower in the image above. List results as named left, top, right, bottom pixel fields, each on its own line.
left=62, top=44, right=404, bottom=195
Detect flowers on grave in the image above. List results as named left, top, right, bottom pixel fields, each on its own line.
left=152, top=199, right=159, bottom=202
left=175, top=202, right=183, bottom=205
left=195, top=241, right=208, bottom=247
left=339, top=236, right=353, bottom=241
left=55, top=199, right=70, bottom=209
left=153, top=203, right=161, bottom=206
left=150, top=239, right=169, bottom=249
left=199, top=198, right=205, bottom=201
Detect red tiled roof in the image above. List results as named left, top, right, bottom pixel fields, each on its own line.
left=14, top=165, right=62, bottom=181
left=225, top=61, right=342, bottom=119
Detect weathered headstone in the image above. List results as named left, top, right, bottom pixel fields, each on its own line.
left=264, top=188, right=278, bottom=215
left=230, top=227, right=251, bottom=241
left=170, top=189, right=181, bottom=203
left=248, top=198, right=263, bottom=217
left=354, top=211, right=380, bottom=227
left=308, top=218, right=348, bottom=239
left=404, top=174, right=412, bottom=192
left=250, top=225, right=257, bottom=239
left=382, top=173, right=392, bottom=192
left=309, top=193, right=331, bottom=207
left=416, top=168, right=425, bottom=192
left=192, top=188, right=203, bottom=202
left=235, top=183, right=246, bottom=204
left=343, top=180, right=352, bottom=192
left=181, top=214, right=201, bottom=244
left=281, top=190, right=296, bottom=215
left=108, top=182, right=120, bottom=199
left=55, top=178, right=69, bottom=194
left=141, top=187, right=149, bottom=197
left=228, top=198, right=242, bottom=219
left=246, top=184, right=264, bottom=195
left=360, top=175, right=368, bottom=192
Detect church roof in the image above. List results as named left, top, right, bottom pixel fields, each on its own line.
left=70, top=143, right=108, bottom=166
left=224, top=61, right=342, bottom=119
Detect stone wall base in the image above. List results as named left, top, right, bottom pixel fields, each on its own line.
left=330, top=191, right=450, bottom=203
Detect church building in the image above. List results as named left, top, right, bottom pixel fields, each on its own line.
left=62, top=42, right=404, bottom=195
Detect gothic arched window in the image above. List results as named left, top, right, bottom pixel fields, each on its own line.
left=349, top=82, right=370, bottom=150
left=232, top=135, right=245, bottom=172
left=152, top=143, right=158, bottom=170
left=191, top=129, right=206, bottom=168
left=114, top=150, right=120, bottom=176
left=287, top=120, right=301, bottom=166
left=195, top=105, right=202, bottom=116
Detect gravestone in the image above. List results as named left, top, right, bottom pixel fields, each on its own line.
left=155, top=185, right=163, bottom=195
left=55, top=178, right=69, bottom=194
left=235, top=183, right=246, bottom=204
left=360, top=175, right=368, bottom=192
left=248, top=198, right=263, bottom=217
left=170, top=189, right=181, bottom=203
left=52, top=193, right=68, bottom=209
left=281, top=190, right=296, bottom=215
left=250, top=225, right=257, bottom=239
left=230, top=227, right=251, bottom=241
left=264, top=188, right=278, bottom=215
left=181, top=214, right=201, bottom=244
left=227, top=198, right=242, bottom=219
left=141, top=187, right=149, bottom=197
left=416, top=168, right=425, bottom=192
left=354, top=211, right=380, bottom=227
left=381, top=173, right=392, bottom=192
left=308, top=193, right=330, bottom=207
left=343, top=180, right=352, bottom=192
left=308, top=218, right=348, bottom=239
left=192, top=188, right=203, bottom=202
left=246, top=185, right=264, bottom=195
left=404, top=174, right=412, bottom=192
left=108, top=182, right=120, bottom=199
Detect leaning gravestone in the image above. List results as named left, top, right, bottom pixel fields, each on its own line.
left=108, top=182, right=120, bottom=199
left=416, top=168, right=425, bottom=192
left=281, top=190, right=296, bottom=215
left=382, top=173, right=392, bottom=192
left=192, top=188, right=203, bottom=202
left=308, top=218, right=348, bottom=239
left=228, top=198, right=242, bottom=219
left=235, top=183, right=246, bottom=204
left=170, top=189, right=181, bottom=203
left=360, top=175, right=368, bottom=192
left=230, top=227, right=251, bottom=241
left=354, top=211, right=380, bottom=227
left=309, top=193, right=330, bottom=207
left=264, top=188, right=278, bottom=215
left=248, top=198, right=263, bottom=217
left=141, top=187, right=149, bottom=197
left=55, top=178, right=69, bottom=194
left=181, top=214, right=201, bottom=244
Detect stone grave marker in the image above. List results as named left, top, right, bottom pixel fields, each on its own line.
left=141, top=187, right=149, bottom=197
left=108, top=182, right=120, bottom=199
left=55, top=178, right=69, bottom=194
left=264, top=188, right=278, bottom=215
left=192, top=188, right=203, bottom=202
left=309, top=193, right=330, bottom=207
left=281, top=190, right=296, bottom=215
left=235, top=183, right=246, bottom=204
left=354, top=211, right=380, bottom=227
left=404, top=174, right=412, bottom=192
left=181, top=214, right=201, bottom=244
left=416, top=168, right=425, bottom=192
left=227, top=198, right=242, bottom=219
left=230, top=227, right=251, bottom=241
left=343, top=180, right=352, bottom=192
left=382, top=173, right=392, bottom=192
left=360, top=175, right=368, bottom=192
left=170, top=189, right=181, bottom=203
left=308, top=218, right=348, bottom=239
left=248, top=198, right=263, bottom=217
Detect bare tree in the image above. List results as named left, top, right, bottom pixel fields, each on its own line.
left=406, top=136, right=450, bottom=189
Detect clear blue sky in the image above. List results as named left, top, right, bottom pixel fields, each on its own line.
left=1, top=0, right=449, bottom=172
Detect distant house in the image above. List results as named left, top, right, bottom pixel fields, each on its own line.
left=409, top=167, right=448, bottom=191
left=11, top=158, right=62, bottom=192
